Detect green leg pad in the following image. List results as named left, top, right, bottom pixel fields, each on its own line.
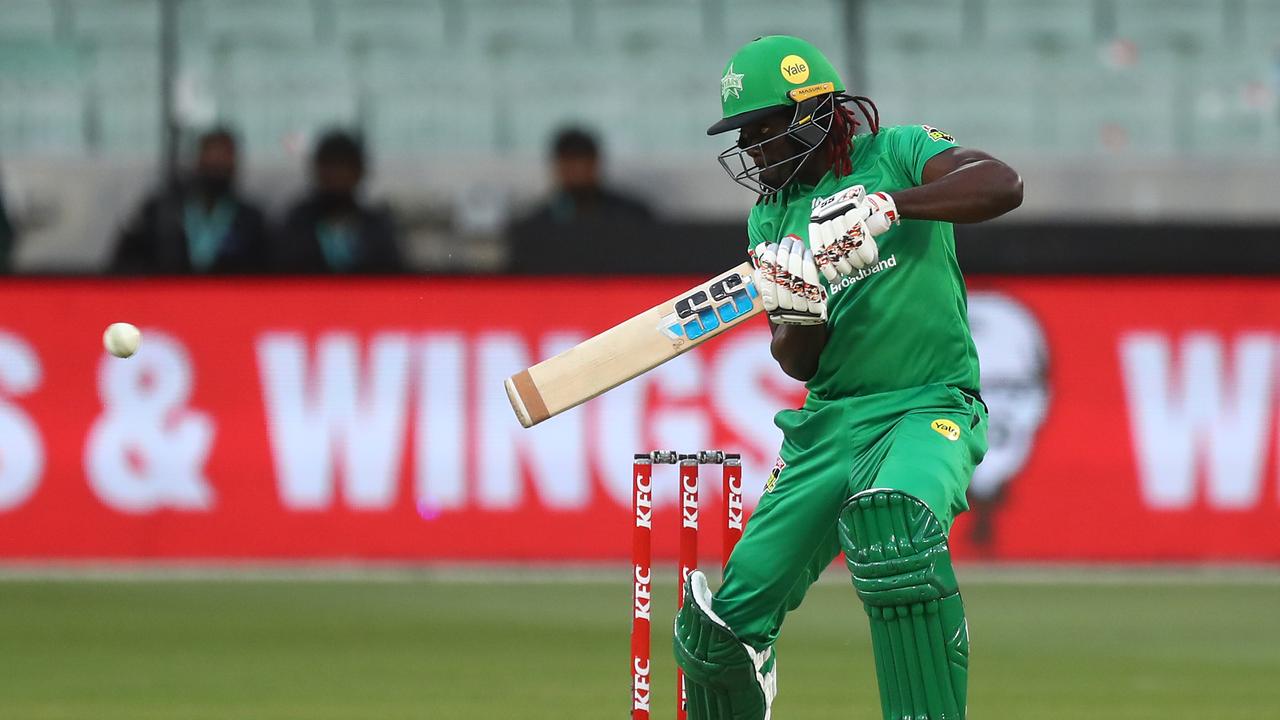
left=838, top=490, right=968, bottom=720
left=673, top=570, right=776, bottom=720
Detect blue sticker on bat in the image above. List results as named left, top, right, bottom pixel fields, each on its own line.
left=659, top=273, right=759, bottom=342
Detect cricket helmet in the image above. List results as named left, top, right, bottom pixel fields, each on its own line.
left=709, top=35, right=879, bottom=196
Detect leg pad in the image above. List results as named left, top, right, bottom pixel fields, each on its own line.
left=673, top=570, right=776, bottom=720
left=839, top=489, right=968, bottom=720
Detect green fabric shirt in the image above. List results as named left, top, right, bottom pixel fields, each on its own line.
left=746, top=124, right=981, bottom=405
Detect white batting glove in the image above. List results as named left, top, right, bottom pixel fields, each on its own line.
left=751, top=236, right=826, bottom=326
left=859, top=191, right=900, bottom=236
left=808, top=186, right=880, bottom=283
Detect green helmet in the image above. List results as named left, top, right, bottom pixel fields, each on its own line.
left=708, top=35, right=846, bottom=136
left=708, top=36, right=877, bottom=196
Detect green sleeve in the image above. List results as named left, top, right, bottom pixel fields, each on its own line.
left=891, top=124, right=959, bottom=186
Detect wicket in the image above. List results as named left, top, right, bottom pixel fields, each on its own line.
left=631, top=450, right=744, bottom=720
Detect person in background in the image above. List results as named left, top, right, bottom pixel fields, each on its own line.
left=0, top=172, right=13, bottom=273
left=506, top=126, right=653, bottom=272
left=112, top=128, right=270, bottom=274
left=274, top=131, right=401, bottom=273
left=522, top=126, right=652, bottom=225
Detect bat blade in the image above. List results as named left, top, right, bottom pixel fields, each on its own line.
left=505, top=262, right=762, bottom=427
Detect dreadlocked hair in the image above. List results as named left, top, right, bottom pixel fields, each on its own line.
left=825, top=94, right=880, bottom=179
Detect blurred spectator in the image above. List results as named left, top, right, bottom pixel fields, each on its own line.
left=112, top=128, right=270, bottom=274
left=507, top=126, right=654, bottom=272
left=275, top=131, right=401, bottom=273
left=0, top=173, right=13, bottom=273
left=521, top=127, right=652, bottom=225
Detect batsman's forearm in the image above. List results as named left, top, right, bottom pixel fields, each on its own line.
left=768, top=321, right=828, bottom=382
left=892, top=160, right=1023, bottom=224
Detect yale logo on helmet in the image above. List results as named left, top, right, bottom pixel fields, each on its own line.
left=787, top=81, right=835, bottom=102
left=779, top=54, right=809, bottom=84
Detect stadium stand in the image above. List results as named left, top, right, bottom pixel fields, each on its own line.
left=67, top=0, right=161, bottom=44
left=0, top=42, right=84, bottom=154
left=0, top=0, right=1273, bottom=158
left=591, top=0, right=704, bottom=51
left=0, top=0, right=58, bottom=42
left=983, top=0, right=1096, bottom=54
left=193, top=0, right=318, bottom=45
left=331, top=0, right=446, bottom=48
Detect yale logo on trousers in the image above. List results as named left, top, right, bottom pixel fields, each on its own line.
left=764, top=457, right=786, bottom=493
left=931, top=418, right=961, bottom=441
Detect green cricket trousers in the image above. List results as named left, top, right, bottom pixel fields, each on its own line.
left=713, top=382, right=988, bottom=650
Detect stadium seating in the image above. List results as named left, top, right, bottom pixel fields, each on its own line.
left=67, top=0, right=160, bottom=44
left=83, top=42, right=161, bottom=154
left=360, top=45, right=498, bottom=152
left=497, top=50, right=624, bottom=152
left=719, top=0, right=846, bottom=53
left=0, top=0, right=1273, bottom=159
left=1242, top=0, right=1280, bottom=52
left=1186, top=49, right=1278, bottom=153
left=1056, top=60, right=1179, bottom=155
left=984, top=0, right=1097, bottom=54
left=217, top=45, right=357, bottom=155
left=592, top=0, right=704, bottom=52
left=332, top=0, right=446, bottom=48
left=1112, top=0, right=1228, bottom=55
left=0, top=43, right=85, bottom=154
left=864, top=0, right=968, bottom=51
left=0, top=0, right=57, bottom=42
left=191, top=0, right=317, bottom=46
left=465, top=0, right=576, bottom=55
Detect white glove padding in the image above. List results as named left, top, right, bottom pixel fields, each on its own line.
left=752, top=236, right=827, bottom=325
left=859, top=191, right=900, bottom=236
left=808, top=188, right=881, bottom=283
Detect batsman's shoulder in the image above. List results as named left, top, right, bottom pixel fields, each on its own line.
left=745, top=205, right=771, bottom=251
left=876, top=123, right=960, bottom=152
left=869, top=123, right=909, bottom=141
left=746, top=196, right=783, bottom=234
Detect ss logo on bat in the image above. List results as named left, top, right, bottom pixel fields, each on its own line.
left=660, top=273, right=759, bottom=343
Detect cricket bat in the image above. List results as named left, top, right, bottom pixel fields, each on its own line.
left=505, top=262, right=763, bottom=428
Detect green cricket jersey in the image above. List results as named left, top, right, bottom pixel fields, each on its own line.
left=746, top=124, right=981, bottom=404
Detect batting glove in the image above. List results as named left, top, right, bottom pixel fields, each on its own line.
left=807, top=186, right=881, bottom=283
left=859, top=191, right=900, bottom=236
left=751, top=236, right=827, bottom=326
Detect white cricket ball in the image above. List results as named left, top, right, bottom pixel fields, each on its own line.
left=103, top=322, right=142, bottom=358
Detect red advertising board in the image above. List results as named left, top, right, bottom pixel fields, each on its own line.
left=0, top=276, right=1277, bottom=562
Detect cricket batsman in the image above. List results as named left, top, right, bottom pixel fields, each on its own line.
left=673, top=36, right=1023, bottom=719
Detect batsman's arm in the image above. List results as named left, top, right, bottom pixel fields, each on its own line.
left=890, top=147, right=1023, bottom=224
left=768, top=321, right=827, bottom=382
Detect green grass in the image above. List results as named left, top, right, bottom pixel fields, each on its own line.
left=0, top=570, right=1276, bottom=719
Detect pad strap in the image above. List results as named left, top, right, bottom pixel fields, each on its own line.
left=839, top=490, right=968, bottom=720
left=673, top=570, right=776, bottom=720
